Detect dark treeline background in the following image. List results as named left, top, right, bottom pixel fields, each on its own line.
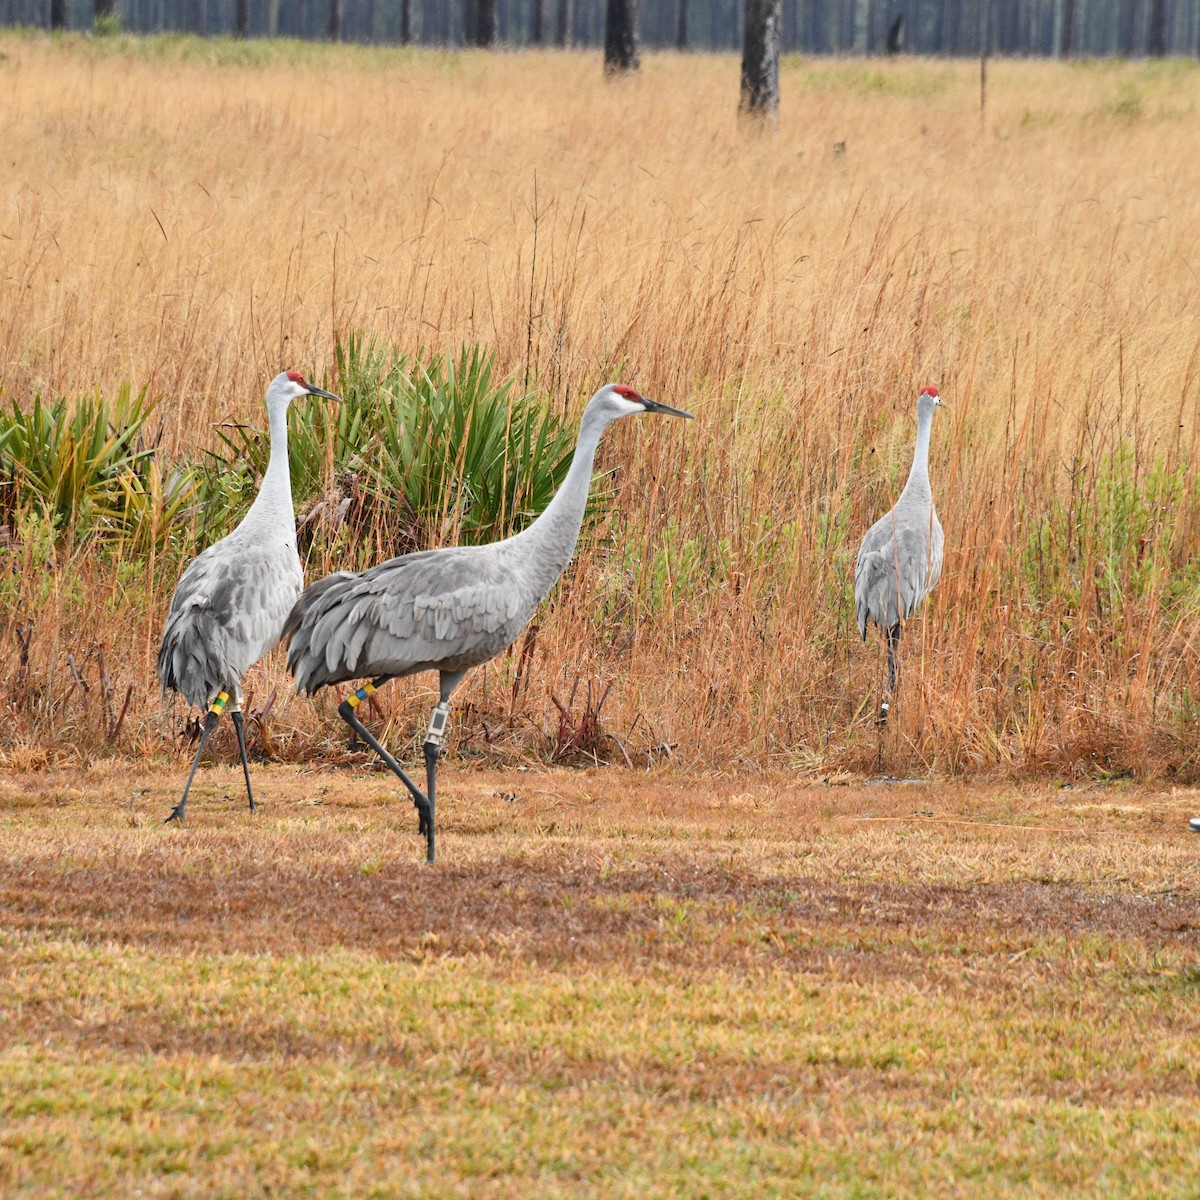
left=5, top=0, right=1200, bottom=64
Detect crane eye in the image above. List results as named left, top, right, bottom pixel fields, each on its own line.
left=287, top=371, right=306, bottom=385
left=613, top=386, right=640, bottom=402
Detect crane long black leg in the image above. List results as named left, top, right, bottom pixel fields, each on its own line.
left=230, top=710, right=256, bottom=814
left=879, top=624, right=901, bottom=727
left=423, top=741, right=438, bottom=864
left=337, top=680, right=432, bottom=837
left=886, top=624, right=901, bottom=694
left=421, top=700, right=452, bottom=865
left=166, top=701, right=225, bottom=823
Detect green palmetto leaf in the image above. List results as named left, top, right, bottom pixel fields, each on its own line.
left=0, top=339, right=591, bottom=566
left=0, top=385, right=161, bottom=542
left=200, top=336, right=587, bottom=563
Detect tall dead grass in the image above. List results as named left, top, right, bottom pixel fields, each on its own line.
left=4, top=36, right=1200, bottom=778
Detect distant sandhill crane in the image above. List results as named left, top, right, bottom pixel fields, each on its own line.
left=158, top=370, right=340, bottom=823
left=285, top=383, right=693, bottom=862
left=855, top=385, right=944, bottom=725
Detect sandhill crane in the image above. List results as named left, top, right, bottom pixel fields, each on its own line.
left=158, top=370, right=341, bottom=823
left=285, top=383, right=693, bottom=862
left=855, top=384, right=945, bottom=725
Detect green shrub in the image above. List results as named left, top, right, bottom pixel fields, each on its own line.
left=201, top=337, right=583, bottom=563
left=0, top=341, right=586, bottom=572
left=0, top=385, right=192, bottom=552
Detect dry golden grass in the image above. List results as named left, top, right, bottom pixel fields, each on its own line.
left=4, top=46, right=1200, bottom=1193
left=2, top=766, right=1199, bottom=1195
left=4, top=36, right=1200, bottom=778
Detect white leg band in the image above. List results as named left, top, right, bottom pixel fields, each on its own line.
left=425, top=702, right=451, bottom=747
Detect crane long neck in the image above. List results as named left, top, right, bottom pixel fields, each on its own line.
left=510, top=403, right=609, bottom=594
left=902, top=404, right=934, bottom=499
left=245, top=400, right=294, bottom=530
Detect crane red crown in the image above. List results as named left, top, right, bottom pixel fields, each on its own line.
left=286, top=371, right=306, bottom=384
left=920, top=385, right=939, bottom=398
left=613, top=385, right=640, bottom=401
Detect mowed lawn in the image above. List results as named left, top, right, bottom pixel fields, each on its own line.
left=1, top=763, right=1198, bottom=1197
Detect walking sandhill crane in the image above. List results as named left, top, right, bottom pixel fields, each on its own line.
left=855, top=384, right=945, bottom=725
left=158, top=370, right=341, bottom=823
left=285, top=383, right=693, bottom=862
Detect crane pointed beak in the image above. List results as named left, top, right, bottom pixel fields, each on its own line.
left=304, top=384, right=342, bottom=404
left=640, top=396, right=694, bottom=419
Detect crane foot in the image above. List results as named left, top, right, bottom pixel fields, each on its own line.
left=164, top=803, right=186, bottom=824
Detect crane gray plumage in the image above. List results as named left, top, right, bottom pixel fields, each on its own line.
left=158, top=370, right=340, bottom=822
left=854, top=385, right=944, bottom=722
left=285, top=383, right=693, bottom=863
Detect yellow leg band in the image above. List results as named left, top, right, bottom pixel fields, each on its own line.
left=346, top=682, right=377, bottom=709
left=209, top=691, right=229, bottom=716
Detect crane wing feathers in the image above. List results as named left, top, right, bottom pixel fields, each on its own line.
left=854, top=507, right=943, bottom=637
left=285, top=547, right=535, bottom=694
left=158, top=538, right=303, bottom=710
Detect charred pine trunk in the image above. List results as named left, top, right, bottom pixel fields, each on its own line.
left=1146, top=0, right=1165, bottom=52
left=740, top=0, right=782, bottom=116
left=1057, top=0, right=1075, bottom=54
left=234, top=0, right=248, bottom=35
left=465, top=0, right=498, bottom=42
left=50, top=0, right=68, bottom=28
left=474, top=0, right=497, bottom=42
left=604, top=0, right=640, bottom=70
left=555, top=0, right=571, bottom=42
left=400, top=0, right=412, bottom=39
left=675, top=0, right=687, bottom=46
left=531, top=0, right=545, bottom=41
left=329, top=0, right=343, bottom=39
left=1117, top=0, right=1135, bottom=53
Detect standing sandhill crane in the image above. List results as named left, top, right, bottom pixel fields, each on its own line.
left=855, top=385, right=945, bottom=725
left=158, top=370, right=341, bottom=823
left=285, top=383, right=693, bottom=863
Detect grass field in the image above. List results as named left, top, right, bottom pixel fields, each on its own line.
left=3, top=36, right=1200, bottom=1196
left=5, top=37, right=1200, bottom=776
left=2, top=765, right=1199, bottom=1196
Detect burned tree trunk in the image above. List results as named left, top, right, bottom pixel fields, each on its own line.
left=234, top=0, right=248, bottom=35
left=555, top=0, right=571, bottom=42
left=400, top=0, right=412, bottom=39
left=1117, top=0, right=1135, bottom=53
left=675, top=0, right=688, bottom=46
left=604, top=0, right=640, bottom=70
left=1057, top=0, right=1075, bottom=55
left=741, top=0, right=782, bottom=116
left=531, top=0, right=545, bottom=41
left=329, top=0, right=343, bottom=39
left=1146, top=0, right=1165, bottom=52
left=474, top=0, right=497, bottom=42
left=50, top=0, right=68, bottom=28
left=466, top=0, right=497, bottom=42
